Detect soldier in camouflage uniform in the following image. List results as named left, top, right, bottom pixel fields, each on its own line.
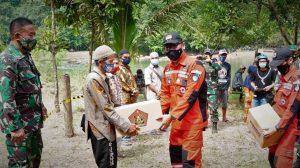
left=197, top=49, right=221, bottom=133
left=116, top=49, right=139, bottom=105
left=288, top=44, right=300, bottom=70
left=0, top=17, right=47, bottom=168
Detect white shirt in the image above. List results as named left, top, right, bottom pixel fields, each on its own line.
left=144, top=64, right=164, bottom=100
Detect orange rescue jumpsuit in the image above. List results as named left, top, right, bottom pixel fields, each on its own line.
left=268, top=65, right=300, bottom=168
left=160, top=52, right=208, bottom=168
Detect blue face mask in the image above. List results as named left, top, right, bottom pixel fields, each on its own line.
left=122, top=57, right=131, bottom=65
left=219, top=57, right=226, bottom=62
left=103, top=63, right=114, bottom=73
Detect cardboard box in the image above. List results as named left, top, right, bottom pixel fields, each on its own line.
left=247, top=103, right=283, bottom=148
left=115, top=100, right=163, bottom=136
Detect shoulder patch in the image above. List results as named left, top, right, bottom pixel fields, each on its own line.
left=191, top=70, right=202, bottom=75
left=191, top=70, right=202, bottom=82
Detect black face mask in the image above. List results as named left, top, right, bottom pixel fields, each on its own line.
left=166, top=48, right=182, bottom=61
left=17, top=35, right=37, bottom=52
left=277, top=63, right=290, bottom=75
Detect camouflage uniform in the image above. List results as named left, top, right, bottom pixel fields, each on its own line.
left=0, top=44, right=43, bottom=168
left=288, top=44, right=300, bottom=70
left=201, top=60, right=221, bottom=122
left=117, top=64, right=139, bottom=105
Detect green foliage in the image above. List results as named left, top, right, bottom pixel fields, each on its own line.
left=267, top=0, right=300, bottom=44
left=137, top=0, right=196, bottom=37
left=48, top=0, right=119, bottom=50
left=111, top=1, right=138, bottom=54
left=0, top=0, right=49, bottom=45
left=0, top=41, right=5, bottom=52
left=36, top=10, right=90, bottom=52
left=1, top=0, right=299, bottom=56
left=135, top=0, right=196, bottom=54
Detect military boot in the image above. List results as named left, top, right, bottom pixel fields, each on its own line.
left=212, top=122, right=218, bottom=134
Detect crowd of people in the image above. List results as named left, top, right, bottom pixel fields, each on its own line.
left=0, top=17, right=300, bottom=168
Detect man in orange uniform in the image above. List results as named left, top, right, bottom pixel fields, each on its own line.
left=264, top=48, right=300, bottom=168
left=159, top=32, right=208, bottom=168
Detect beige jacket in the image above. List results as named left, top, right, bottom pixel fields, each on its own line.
left=84, top=67, right=131, bottom=142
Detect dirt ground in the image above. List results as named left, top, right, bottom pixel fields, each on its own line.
left=0, top=104, right=269, bottom=168
left=0, top=50, right=272, bottom=168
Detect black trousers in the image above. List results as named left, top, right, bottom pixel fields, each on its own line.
left=90, top=128, right=117, bottom=168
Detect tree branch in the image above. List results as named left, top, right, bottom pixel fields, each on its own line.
left=267, top=0, right=292, bottom=45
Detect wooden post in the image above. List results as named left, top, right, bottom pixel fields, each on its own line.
left=62, top=74, right=74, bottom=137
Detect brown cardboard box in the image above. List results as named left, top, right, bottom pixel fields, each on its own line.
left=115, top=100, right=163, bottom=136
left=247, top=104, right=283, bottom=148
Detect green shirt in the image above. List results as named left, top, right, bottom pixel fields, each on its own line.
left=0, top=44, right=43, bottom=134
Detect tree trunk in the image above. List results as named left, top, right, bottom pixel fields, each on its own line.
left=294, top=20, right=298, bottom=45
left=62, top=74, right=74, bottom=137
left=88, top=20, right=95, bottom=72
left=256, top=0, right=261, bottom=25
left=51, top=0, right=60, bottom=113
left=267, top=0, right=292, bottom=45
left=255, top=0, right=262, bottom=57
left=214, top=34, right=223, bottom=50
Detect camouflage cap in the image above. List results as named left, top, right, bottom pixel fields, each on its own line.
left=288, top=45, right=298, bottom=51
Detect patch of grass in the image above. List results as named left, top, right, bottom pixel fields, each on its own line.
left=228, top=93, right=244, bottom=120
left=31, top=49, right=67, bottom=83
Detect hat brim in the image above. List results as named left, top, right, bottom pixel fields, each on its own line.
left=164, top=40, right=180, bottom=45
left=270, top=59, right=285, bottom=67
